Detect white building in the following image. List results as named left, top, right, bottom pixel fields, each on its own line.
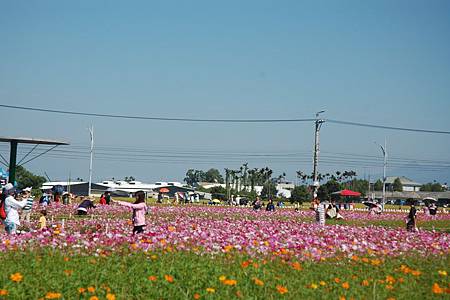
left=384, top=176, right=422, bottom=192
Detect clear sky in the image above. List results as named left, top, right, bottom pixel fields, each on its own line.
left=1, top=0, right=449, bottom=184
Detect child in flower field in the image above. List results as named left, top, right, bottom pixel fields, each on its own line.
left=113, top=190, right=147, bottom=235
left=39, top=210, right=47, bottom=230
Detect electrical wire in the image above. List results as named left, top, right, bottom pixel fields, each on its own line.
left=1, top=104, right=449, bottom=134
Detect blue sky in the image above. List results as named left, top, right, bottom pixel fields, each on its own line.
left=1, top=0, right=449, bottom=184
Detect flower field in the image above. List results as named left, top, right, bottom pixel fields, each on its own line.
left=1, top=205, right=449, bottom=299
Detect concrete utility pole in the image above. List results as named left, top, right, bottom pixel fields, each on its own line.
left=88, top=126, right=94, bottom=196
left=312, top=111, right=325, bottom=199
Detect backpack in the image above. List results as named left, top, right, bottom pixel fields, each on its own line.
left=0, top=195, right=7, bottom=220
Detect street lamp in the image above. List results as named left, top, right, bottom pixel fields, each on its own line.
left=374, top=139, right=387, bottom=210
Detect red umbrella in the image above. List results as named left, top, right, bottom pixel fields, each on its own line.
left=332, top=189, right=361, bottom=197
left=159, top=188, right=170, bottom=193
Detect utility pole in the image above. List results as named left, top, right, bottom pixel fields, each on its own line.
left=88, top=126, right=94, bottom=197
left=312, top=111, right=325, bottom=199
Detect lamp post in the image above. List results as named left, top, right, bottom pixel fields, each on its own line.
left=88, top=126, right=94, bottom=196
left=375, top=139, right=387, bottom=210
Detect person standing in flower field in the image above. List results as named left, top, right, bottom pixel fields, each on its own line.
left=113, top=190, right=147, bottom=235
left=20, top=187, right=34, bottom=225
left=314, top=198, right=327, bottom=225
left=3, top=183, right=28, bottom=234
left=406, top=203, right=418, bottom=232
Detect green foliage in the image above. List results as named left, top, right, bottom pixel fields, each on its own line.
left=15, top=165, right=46, bottom=192
left=343, top=179, right=369, bottom=196
left=393, top=178, right=403, bottom=192
left=208, top=185, right=227, bottom=195
left=420, top=182, right=444, bottom=192
left=260, top=182, right=277, bottom=199
left=317, top=180, right=341, bottom=201
left=184, top=169, right=206, bottom=186
left=0, top=250, right=447, bottom=299
left=124, top=176, right=135, bottom=182
left=204, top=168, right=224, bottom=183
left=290, top=185, right=310, bottom=204
left=374, top=179, right=383, bottom=191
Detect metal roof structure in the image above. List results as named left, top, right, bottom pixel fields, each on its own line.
left=0, top=136, right=69, bottom=184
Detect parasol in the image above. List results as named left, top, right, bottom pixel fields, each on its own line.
left=332, top=189, right=361, bottom=197
left=159, top=188, right=170, bottom=193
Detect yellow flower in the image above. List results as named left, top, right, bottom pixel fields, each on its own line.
left=219, top=275, right=226, bottom=282
left=276, top=285, right=288, bottom=294
left=168, top=226, right=176, bottom=232
left=78, top=287, right=86, bottom=294
left=150, top=255, right=158, bottom=260
left=319, top=281, right=326, bottom=286
left=342, top=282, right=350, bottom=289
left=63, top=257, right=70, bottom=262
left=309, top=283, right=318, bottom=289
left=411, top=270, right=421, bottom=276
left=370, top=259, right=382, bottom=266
left=206, top=287, right=215, bottom=293
left=339, top=296, right=346, bottom=300
left=253, top=278, right=264, bottom=286
left=193, top=293, right=200, bottom=299
left=387, top=298, right=396, bottom=300
left=45, top=292, right=62, bottom=299
left=361, top=280, right=369, bottom=286
left=334, top=277, right=341, bottom=283
left=87, top=286, right=96, bottom=293
left=89, top=297, right=99, bottom=300
left=164, top=274, right=174, bottom=283
left=106, top=293, right=116, bottom=300
left=148, top=275, right=157, bottom=281
left=0, top=289, right=8, bottom=296
left=438, top=270, right=447, bottom=276
left=386, top=284, right=394, bottom=290
left=432, top=283, right=443, bottom=294
left=223, top=279, right=237, bottom=286
left=10, top=273, right=23, bottom=282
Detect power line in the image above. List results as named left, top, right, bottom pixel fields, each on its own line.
left=0, top=104, right=314, bottom=123
left=326, top=119, right=450, bottom=135
left=1, top=104, right=449, bottom=134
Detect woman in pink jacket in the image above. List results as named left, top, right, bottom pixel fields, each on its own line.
left=113, top=190, right=147, bottom=235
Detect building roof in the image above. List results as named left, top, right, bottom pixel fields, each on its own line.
left=385, top=176, right=422, bottom=187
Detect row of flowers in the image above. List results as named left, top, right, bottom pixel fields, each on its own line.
left=1, top=206, right=448, bottom=261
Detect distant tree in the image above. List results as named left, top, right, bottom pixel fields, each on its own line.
left=317, top=180, right=341, bottom=202
left=204, top=168, right=224, bottom=183
left=124, top=176, right=135, bottom=183
left=290, top=185, right=310, bottom=204
left=420, top=182, right=444, bottom=192
left=15, top=165, right=46, bottom=195
left=374, top=179, right=383, bottom=191
left=393, top=177, right=403, bottom=192
left=209, top=186, right=227, bottom=195
left=343, top=179, right=369, bottom=196
left=184, top=169, right=206, bottom=187
left=261, top=182, right=277, bottom=200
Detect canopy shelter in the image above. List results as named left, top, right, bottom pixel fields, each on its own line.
left=331, top=189, right=361, bottom=197
left=0, top=136, right=69, bottom=185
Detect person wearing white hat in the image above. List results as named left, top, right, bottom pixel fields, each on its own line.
left=3, top=183, right=28, bottom=234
